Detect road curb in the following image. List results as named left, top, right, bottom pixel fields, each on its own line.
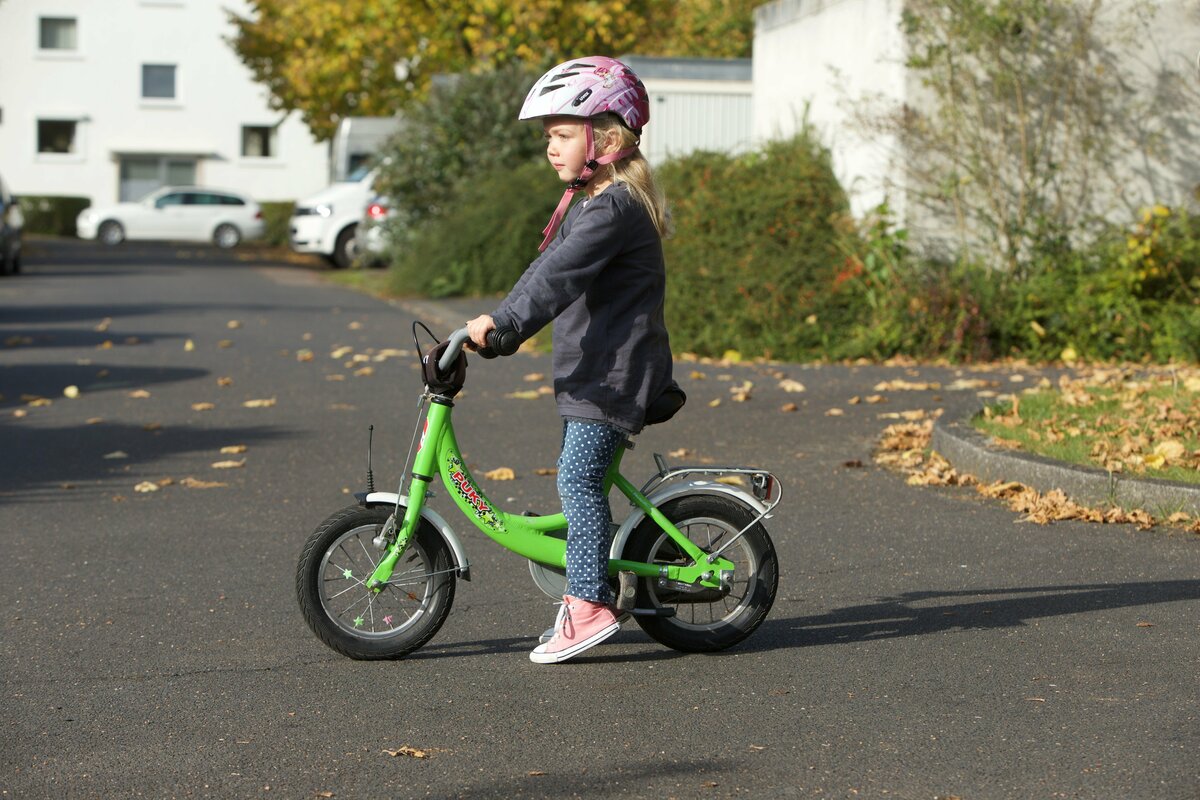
left=932, top=407, right=1200, bottom=517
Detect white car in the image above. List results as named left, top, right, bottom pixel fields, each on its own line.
left=358, top=193, right=396, bottom=264
left=289, top=166, right=378, bottom=269
left=76, top=187, right=265, bottom=248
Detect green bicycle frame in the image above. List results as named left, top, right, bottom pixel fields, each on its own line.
left=367, top=396, right=736, bottom=591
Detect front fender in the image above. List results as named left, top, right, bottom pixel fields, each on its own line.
left=609, top=480, right=771, bottom=560
left=359, top=492, right=471, bottom=581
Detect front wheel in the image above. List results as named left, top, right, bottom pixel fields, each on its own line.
left=296, top=505, right=456, bottom=659
left=623, top=495, right=778, bottom=653
left=98, top=220, right=125, bottom=246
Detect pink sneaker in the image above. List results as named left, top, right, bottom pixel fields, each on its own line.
left=530, top=595, right=620, bottom=664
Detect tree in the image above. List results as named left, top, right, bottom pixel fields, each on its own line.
left=641, top=0, right=759, bottom=59
left=871, top=0, right=1199, bottom=276
left=227, top=0, right=673, bottom=141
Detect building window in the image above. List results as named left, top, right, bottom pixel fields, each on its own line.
left=38, top=119, right=77, bottom=153
left=39, top=17, right=78, bottom=50
left=142, top=64, right=177, bottom=99
left=241, top=125, right=277, bottom=158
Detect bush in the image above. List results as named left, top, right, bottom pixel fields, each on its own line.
left=658, top=132, right=855, bottom=360
left=387, top=161, right=561, bottom=297
left=19, top=196, right=91, bottom=236
left=258, top=201, right=294, bottom=247
left=373, top=63, right=548, bottom=235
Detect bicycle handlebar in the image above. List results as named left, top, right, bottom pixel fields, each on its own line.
left=437, top=326, right=520, bottom=372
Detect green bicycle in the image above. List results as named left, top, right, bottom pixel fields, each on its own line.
left=296, top=323, right=781, bottom=660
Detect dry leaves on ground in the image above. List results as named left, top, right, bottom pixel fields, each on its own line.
left=483, top=467, right=516, bottom=481
left=873, top=417, right=1194, bottom=531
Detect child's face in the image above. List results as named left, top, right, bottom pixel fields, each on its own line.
left=542, top=118, right=589, bottom=183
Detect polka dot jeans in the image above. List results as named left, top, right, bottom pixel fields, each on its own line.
left=558, top=420, right=627, bottom=605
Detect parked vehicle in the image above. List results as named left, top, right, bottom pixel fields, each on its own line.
left=290, top=116, right=401, bottom=269
left=289, top=165, right=376, bottom=269
left=358, top=193, right=396, bottom=266
left=76, top=187, right=265, bottom=248
left=0, top=172, right=23, bottom=276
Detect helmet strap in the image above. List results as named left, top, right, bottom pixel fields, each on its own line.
left=536, top=124, right=638, bottom=252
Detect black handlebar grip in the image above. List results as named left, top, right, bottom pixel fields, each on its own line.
left=476, top=327, right=519, bottom=359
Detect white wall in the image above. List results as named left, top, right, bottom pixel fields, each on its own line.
left=753, top=0, right=907, bottom=219
left=0, top=0, right=329, bottom=205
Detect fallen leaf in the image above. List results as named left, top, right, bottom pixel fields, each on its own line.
left=383, top=746, right=428, bottom=759
left=211, top=459, right=246, bottom=469
left=353, top=366, right=375, bottom=377
left=86, top=417, right=104, bottom=425
left=708, top=398, right=721, bottom=408
left=730, top=381, right=753, bottom=402
left=218, top=340, right=234, bottom=348
left=326, top=375, right=345, bottom=381
left=97, top=340, right=114, bottom=350
left=103, top=451, right=129, bottom=460
left=779, top=379, right=806, bottom=393
left=220, top=445, right=248, bottom=455
left=184, top=339, right=195, bottom=351
left=721, top=349, right=742, bottom=363
left=217, top=376, right=233, bottom=387
left=527, top=771, right=546, bottom=777
left=180, top=477, right=227, bottom=489
left=95, top=317, right=112, bottom=332
left=523, top=373, right=545, bottom=382
left=1136, top=621, right=1155, bottom=628
left=1152, top=440, right=1186, bottom=461
left=243, top=398, right=277, bottom=408
left=533, top=467, right=557, bottom=476
left=227, top=320, right=242, bottom=329
left=192, top=402, right=215, bottom=411
left=128, top=389, right=151, bottom=399
left=134, top=481, right=160, bottom=493
left=348, top=321, right=363, bottom=330
left=483, top=467, right=516, bottom=481
left=316, top=793, right=334, bottom=798
left=506, top=390, right=542, bottom=400
left=28, top=397, right=52, bottom=407
left=12, top=409, right=28, bottom=418
left=331, top=346, right=354, bottom=359
left=825, top=408, right=844, bottom=417
left=843, top=459, right=865, bottom=468
left=781, top=402, right=798, bottom=413
left=63, top=385, right=80, bottom=399
left=668, top=448, right=691, bottom=458
left=873, top=379, right=940, bottom=392
left=296, top=349, right=314, bottom=362
left=690, top=370, right=707, bottom=380
left=143, top=422, right=162, bottom=431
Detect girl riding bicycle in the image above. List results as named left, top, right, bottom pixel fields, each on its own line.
left=465, top=57, right=677, bottom=664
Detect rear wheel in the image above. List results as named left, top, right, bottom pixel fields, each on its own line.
left=296, top=505, right=456, bottom=660
left=213, top=223, right=241, bottom=249
left=98, top=220, right=124, bottom=246
left=623, top=495, right=777, bottom=653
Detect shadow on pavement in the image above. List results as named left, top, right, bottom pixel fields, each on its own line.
left=0, top=418, right=294, bottom=503
left=0, top=363, right=205, bottom=405
left=753, top=580, right=1200, bottom=649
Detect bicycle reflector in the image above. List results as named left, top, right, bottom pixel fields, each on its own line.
left=751, top=473, right=773, bottom=502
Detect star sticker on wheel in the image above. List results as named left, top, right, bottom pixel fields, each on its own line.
left=353, top=616, right=364, bottom=627
left=343, top=568, right=353, bottom=579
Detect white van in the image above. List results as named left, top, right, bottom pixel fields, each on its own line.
left=289, top=164, right=376, bottom=268
left=289, top=117, right=400, bottom=268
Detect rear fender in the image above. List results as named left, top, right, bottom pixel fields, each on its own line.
left=358, top=492, right=471, bottom=581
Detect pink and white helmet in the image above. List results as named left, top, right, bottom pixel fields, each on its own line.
left=519, top=56, right=650, bottom=133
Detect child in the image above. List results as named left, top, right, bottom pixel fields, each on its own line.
left=465, top=57, right=675, bottom=664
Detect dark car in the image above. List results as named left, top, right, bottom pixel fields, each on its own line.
left=0, top=172, right=23, bottom=276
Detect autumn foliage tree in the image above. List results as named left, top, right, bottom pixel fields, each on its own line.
left=227, top=0, right=757, bottom=141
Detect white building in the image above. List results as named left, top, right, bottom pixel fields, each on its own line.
left=752, top=0, right=1200, bottom=225
left=621, top=56, right=754, bottom=166
left=0, top=1, right=329, bottom=205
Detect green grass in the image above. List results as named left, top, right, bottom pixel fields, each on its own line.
left=974, top=379, right=1200, bottom=485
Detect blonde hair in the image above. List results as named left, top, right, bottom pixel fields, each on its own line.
left=591, top=114, right=672, bottom=239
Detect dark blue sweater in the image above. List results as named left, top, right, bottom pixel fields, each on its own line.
left=490, top=183, right=673, bottom=434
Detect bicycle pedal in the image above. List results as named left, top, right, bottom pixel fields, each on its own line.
left=616, top=570, right=637, bottom=611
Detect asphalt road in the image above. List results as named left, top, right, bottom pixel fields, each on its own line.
left=2, top=239, right=1198, bottom=799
